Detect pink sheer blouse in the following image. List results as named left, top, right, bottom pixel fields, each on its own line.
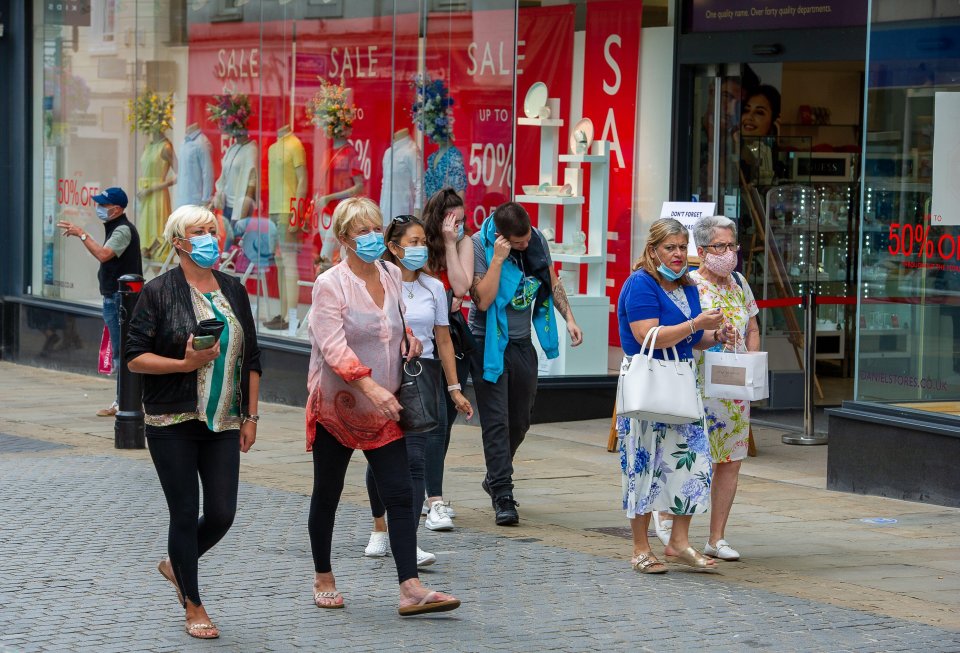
left=306, top=260, right=406, bottom=451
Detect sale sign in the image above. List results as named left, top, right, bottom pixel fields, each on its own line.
left=582, top=0, right=642, bottom=344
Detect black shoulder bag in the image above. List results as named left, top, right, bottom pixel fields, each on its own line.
left=381, top=262, right=442, bottom=433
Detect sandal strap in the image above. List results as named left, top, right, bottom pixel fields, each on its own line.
left=632, top=553, right=663, bottom=570
left=187, top=623, right=217, bottom=632
left=314, top=591, right=342, bottom=600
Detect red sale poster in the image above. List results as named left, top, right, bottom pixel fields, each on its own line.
left=582, top=0, right=641, bottom=344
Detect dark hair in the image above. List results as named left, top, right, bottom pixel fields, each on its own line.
left=382, top=215, right=425, bottom=269
left=747, top=84, right=781, bottom=125
left=423, top=187, right=465, bottom=273
left=492, top=202, right=531, bottom=238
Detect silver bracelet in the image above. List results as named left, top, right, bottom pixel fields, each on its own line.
left=447, top=383, right=462, bottom=392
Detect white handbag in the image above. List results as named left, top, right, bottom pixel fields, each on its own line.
left=616, top=326, right=705, bottom=424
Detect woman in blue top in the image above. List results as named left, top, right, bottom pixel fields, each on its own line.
left=616, top=218, right=733, bottom=574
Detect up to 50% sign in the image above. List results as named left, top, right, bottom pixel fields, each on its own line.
left=468, top=142, right=512, bottom=188
left=888, top=219, right=960, bottom=260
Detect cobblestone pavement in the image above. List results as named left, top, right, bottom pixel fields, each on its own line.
left=2, top=446, right=959, bottom=653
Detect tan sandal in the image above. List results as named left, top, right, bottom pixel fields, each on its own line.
left=314, top=590, right=344, bottom=609
left=157, top=559, right=184, bottom=607
left=665, top=546, right=718, bottom=571
left=185, top=621, right=220, bottom=639
left=631, top=552, right=667, bottom=574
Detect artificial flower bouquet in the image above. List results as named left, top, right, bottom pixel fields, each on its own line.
left=411, top=74, right=454, bottom=145
left=306, top=80, right=357, bottom=139
left=128, top=90, right=174, bottom=136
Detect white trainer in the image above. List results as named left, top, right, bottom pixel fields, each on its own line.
left=443, top=501, right=457, bottom=519
left=652, top=512, right=673, bottom=547
left=703, top=539, right=740, bottom=561
left=424, top=500, right=454, bottom=531
left=364, top=531, right=389, bottom=557
left=416, top=546, right=436, bottom=567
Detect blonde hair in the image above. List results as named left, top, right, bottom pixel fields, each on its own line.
left=332, top=197, right=383, bottom=241
left=633, top=218, right=693, bottom=285
left=163, top=205, right=217, bottom=243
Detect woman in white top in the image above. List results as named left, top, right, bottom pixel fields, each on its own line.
left=363, top=215, right=473, bottom=564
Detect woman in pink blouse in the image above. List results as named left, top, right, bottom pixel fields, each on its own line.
left=305, top=197, right=461, bottom=616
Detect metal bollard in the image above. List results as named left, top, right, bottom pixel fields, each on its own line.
left=115, top=274, right=145, bottom=449
left=783, top=289, right=828, bottom=445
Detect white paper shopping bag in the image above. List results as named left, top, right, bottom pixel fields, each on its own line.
left=704, top=350, right=768, bottom=401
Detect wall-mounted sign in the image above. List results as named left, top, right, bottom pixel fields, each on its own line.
left=688, top=0, right=866, bottom=33
left=44, top=1, right=92, bottom=27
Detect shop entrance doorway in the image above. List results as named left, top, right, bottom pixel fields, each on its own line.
left=681, top=61, right=865, bottom=434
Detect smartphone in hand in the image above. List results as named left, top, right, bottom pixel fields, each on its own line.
left=193, top=335, right=217, bottom=350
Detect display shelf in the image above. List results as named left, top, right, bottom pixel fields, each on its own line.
left=514, top=194, right=584, bottom=206
left=518, top=117, right=564, bottom=127
left=516, top=92, right=610, bottom=376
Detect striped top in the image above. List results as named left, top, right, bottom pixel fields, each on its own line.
left=144, top=287, right=244, bottom=432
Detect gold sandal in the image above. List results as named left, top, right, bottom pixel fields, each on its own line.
left=631, top=552, right=667, bottom=574
left=665, top=546, right=718, bottom=571
left=185, top=622, right=220, bottom=639
left=157, top=559, right=184, bottom=607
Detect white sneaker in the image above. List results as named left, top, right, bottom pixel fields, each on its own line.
left=364, top=531, right=389, bottom=557
left=652, top=512, right=673, bottom=547
left=416, top=546, right=436, bottom=567
left=704, top=539, right=740, bottom=561
left=424, top=500, right=454, bottom=531
left=423, top=499, right=456, bottom=518
left=444, top=501, right=456, bottom=519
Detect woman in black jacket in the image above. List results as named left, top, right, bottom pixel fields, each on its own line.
left=126, top=204, right=262, bottom=640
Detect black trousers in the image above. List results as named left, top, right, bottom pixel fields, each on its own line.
left=308, top=423, right=418, bottom=583
left=366, top=430, right=426, bottom=528
left=147, top=421, right=240, bottom=607
left=470, top=337, right=539, bottom=497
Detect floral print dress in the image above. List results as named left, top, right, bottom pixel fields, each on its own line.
left=690, top=270, right=759, bottom=463
left=618, top=284, right=713, bottom=518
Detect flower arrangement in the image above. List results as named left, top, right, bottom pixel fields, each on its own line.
left=128, top=90, right=174, bottom=136
left=411, top=74, right=454, bottom=145
left=207, top=92, right=252, bottom=138
left=306, top=80, right=357, bottom=139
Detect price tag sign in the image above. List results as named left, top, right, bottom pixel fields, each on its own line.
left=659, top=201, right=717, bottom=257
left=932, top=92, right=960, bottom=226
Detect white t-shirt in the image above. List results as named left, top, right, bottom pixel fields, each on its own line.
left=401, top=273, right=448, bottom=359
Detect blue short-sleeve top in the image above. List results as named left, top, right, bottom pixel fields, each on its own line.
left=617, top=269, right=704, bottom=360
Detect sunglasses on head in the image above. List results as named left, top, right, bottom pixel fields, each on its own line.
left=392, top=215, right=416, bottom=224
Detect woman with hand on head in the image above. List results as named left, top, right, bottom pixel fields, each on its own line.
left=126, top=204, right=262, bottom=640
left=616, top=218, right=735, bottom=575
left=363, top=214, right=473, bottom=561
left=419, top=187, right=475, bottom=525
left=690, top=215, right=761, bottom=562
left=306, top=197, right=461, bottom=616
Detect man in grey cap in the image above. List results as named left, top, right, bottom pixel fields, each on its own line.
left=57, top=187, right=143, bottom=416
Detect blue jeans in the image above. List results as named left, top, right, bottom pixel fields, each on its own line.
left=424, top=355, right=470, bottom=498
left=102, top=292, right=120, bottom=402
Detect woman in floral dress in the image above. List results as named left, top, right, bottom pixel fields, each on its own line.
left=616, top=218, right=734, bottom=573
left=690, top=215, right=761, bottom=562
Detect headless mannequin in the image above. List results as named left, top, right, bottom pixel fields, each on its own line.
left=314, top=130, right=364, bottom=266
left=266, top=125, right=308, bottom=330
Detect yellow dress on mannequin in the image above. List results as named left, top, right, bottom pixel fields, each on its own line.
left=137, top=137, right=174, bottom=259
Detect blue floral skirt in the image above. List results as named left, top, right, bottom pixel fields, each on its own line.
left=618, top=416, right=713, bottom=518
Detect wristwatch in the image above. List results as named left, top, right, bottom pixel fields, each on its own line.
left=242, top=414, right=260, bottom=424
left=79, top=233, right=87, bottom=242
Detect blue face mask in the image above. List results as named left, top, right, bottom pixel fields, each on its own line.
left=399, top=245, right=428, bottom=271
left=95, top=205, right=111, bottom=222
left=351, top=231, right=386, bottom=263
left=656, top=253, right=688, bottom=281
left=456, top=224, right=465, bottom=240
left=185, top=233, right=220, bottom=269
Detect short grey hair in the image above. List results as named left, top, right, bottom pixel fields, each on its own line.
left=163, top=204, right=218, bottom=243
left=693, top=215, right=737, bottom=247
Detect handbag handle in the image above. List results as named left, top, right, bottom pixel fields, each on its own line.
left=640, top=325, right=682, bottom=364
left=378, top=260, right=413, bottom=360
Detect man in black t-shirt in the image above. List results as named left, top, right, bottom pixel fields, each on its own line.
left=58, top=187, right=143, bottom=416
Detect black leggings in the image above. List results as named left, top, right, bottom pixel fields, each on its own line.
left=147, top=421, right=240, bottom=607
left=308, top=423, right=418, bottom=584
left=365, top=430, right=426, bottom=526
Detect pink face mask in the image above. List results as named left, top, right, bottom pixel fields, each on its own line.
left=703, top=250, right=738, bottom=277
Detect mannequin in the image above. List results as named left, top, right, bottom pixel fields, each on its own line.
left=264, top=125, right=307, bottom=331
left=138, top=132, right=178, bottom=259
left=380, top=127, right=422, bottom=224
left=212, top=133, right=258, bottom=233
left=424, top=140, right=466, bottom=200
left=312, top=128, right=364, bottom=271
left=177, top=123, right=214, bottom=208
